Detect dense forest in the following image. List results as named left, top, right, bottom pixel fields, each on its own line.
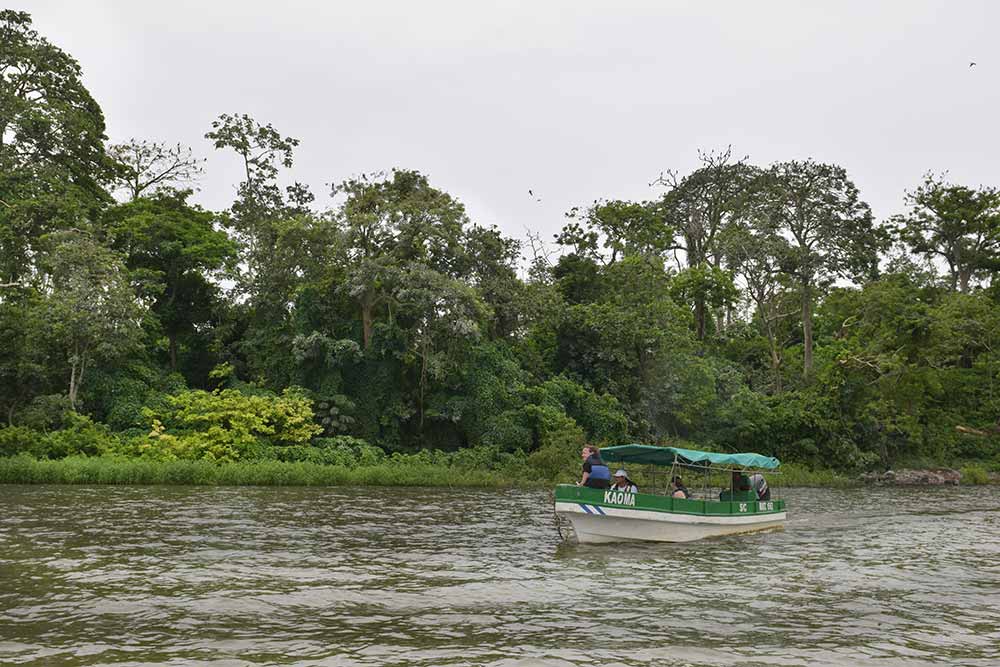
left=2, top=11, right=998, bottom=478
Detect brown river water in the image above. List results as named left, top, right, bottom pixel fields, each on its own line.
left=1, top=484, right=998, bottom=666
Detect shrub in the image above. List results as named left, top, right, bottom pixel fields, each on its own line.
left=524, top=406, right=587, bottom=481
left=131, top=387, right=323, bottom=462
left=17, top=395, right=73, bottom=432
left=40, top=412, right=119, bottom=458
left=0, top=426, right=42, bottom=457
left=960, top=464, right=990, bottom=485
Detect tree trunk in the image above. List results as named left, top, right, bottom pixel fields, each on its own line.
left=361, top=300, right=373, bottom=350
left=958, top=268, right=971, bottom=293
left=419, top=336, right=428, bottom=433
left=801, top=282, right=813, bottom=378
left=769, top=341, right=783, bottom=393
left=168, top=333, right=178, bottom=371
left=694, top=298, right=706, bottom=340
left=69, top=360, right=78, bottom=411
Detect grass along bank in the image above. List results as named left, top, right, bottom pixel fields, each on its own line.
left=0, top=454, right=871, bottom=488
left=0, top=455, right=517, bottom=488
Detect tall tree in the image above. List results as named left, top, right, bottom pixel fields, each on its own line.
left=333, top=169, right=468, bottom=349
left=0, top=10, right=115, bottom=284
left=657, top=149, right=759, bottom=339
left=759, top=160, right=883, bottom=376
left=205, top=113, right=311, bottom=298
left=892, top=173, right=1000, bottom=293
left=37, top=231, right=144, bottom=410
left=394, top=263, right=486, bottom=435
left=558, top=199, right=672, bottom=265
left=723, top=223, right=796, bottom=391
left=104, top=190, right=236, bottom=371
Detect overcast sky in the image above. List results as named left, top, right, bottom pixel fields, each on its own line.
left=16, top=1, right=1000, bottom=256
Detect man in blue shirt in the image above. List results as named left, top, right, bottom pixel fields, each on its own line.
left=579, top=445, right=611, bottom=489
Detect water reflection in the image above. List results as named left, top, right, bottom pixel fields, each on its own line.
left=1, top=484, right=999, bottom=666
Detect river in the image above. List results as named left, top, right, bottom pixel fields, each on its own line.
left=1, top=485, right=998, bottom=666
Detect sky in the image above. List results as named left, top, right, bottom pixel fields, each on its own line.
left=15, top=1, right=1000, bottom=258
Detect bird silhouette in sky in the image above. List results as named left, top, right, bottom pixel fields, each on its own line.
left=970, top=62, right=977, bottom=68
left=528, top=189, right=541, bottom=202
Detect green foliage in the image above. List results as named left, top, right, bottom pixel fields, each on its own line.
left=125, top=387, right=321, bottom=462
left=0, top=10, right=115, bottom=283
left=37, top=230, right=146, bottom=409
left=0, top=426, right=38, bottom=457
left=42, top=412, right=119, bottom=458
left=104, top=190, right=236, bottom=372
left=313, top=394, right=358, bottom=436
left=0, top=413, right=118, bottom=458
left=892, top=173, right=1000, bottom=293
left=17, top=395, right=73, bottom=432
left=960, top=464, right=991, bottom=485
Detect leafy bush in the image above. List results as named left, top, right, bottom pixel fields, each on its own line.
left=524, top=405, right=587, bottom=480
left=960, top=464, right=990, bottom=485
left=17, top=395, right=73, bottom=432
left=124, top=387, right=322, bottom=462
left=0, top=426, right=41, bottom=457
left=41, top=412, right=119, bottom=458
left=1, top=414, right=119, bottom=459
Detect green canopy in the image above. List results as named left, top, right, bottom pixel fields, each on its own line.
left=599, top=444, right=780, bottom=470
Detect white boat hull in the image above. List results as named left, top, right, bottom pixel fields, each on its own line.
left=555, top=501, right=786, bottom=543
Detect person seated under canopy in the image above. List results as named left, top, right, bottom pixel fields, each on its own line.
left=719, top=469, right=758, bottom=501
left=749, top=473, right=770, bottom=501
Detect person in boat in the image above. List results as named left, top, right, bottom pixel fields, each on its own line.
left=579, top=445, right=611, bottom=489
left=609, top=469, right=638, bottom=493
left=671, top=475, right=690, bottom=499
left=748, top=473, right=770, bottom=500
left=719, top=469, right=757, bottom=501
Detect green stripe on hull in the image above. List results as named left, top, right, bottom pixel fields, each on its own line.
left=555, top=484, right=786, bottom=517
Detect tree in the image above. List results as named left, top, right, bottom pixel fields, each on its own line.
left=456, top=224, right=524, bottom=338
left=109, top=139, right=205, bottom=201
left=38, top=231, right=144, bottom=410
left=657, top=149, right=759, bottom=339
left=333, top=169, right=469, bottom=349
left=205, top=113, right=311, bottom=297
left=0, top=10, right=115, bottom=283
left=892, top=173, right=1000, bottom=293
left=558, top=199, right=672, bottom=265
left=393, top=263, right=487, bottom=435
left=759, top=160, right=883, bottom=376
left=0, top=292, right=46, bottom=422
left=206, top=114, right=322, bottom=387
left=104, top=190, right=236, bottom=371
left=723, top=222, right=796, bottom=391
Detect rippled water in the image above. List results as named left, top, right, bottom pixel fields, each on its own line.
left=1, top=484, right=999, bottom=666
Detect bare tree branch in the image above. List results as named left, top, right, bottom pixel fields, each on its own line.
left=108, top=139, right=205, bottom=200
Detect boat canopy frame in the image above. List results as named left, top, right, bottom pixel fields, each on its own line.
left=598, top=444, right=780, bottom=471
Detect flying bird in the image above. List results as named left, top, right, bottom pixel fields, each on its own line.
left=528, top=189, right=541, bottom=202
left=970, top=62, right=977, bottom=68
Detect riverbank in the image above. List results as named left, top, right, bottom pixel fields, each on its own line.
left=0, top=455, right=515, bottom=488
left=3, top=454, right=992, bottom=488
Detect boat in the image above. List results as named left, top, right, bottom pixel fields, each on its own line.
left=554, top=444, right=786, bottom=543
